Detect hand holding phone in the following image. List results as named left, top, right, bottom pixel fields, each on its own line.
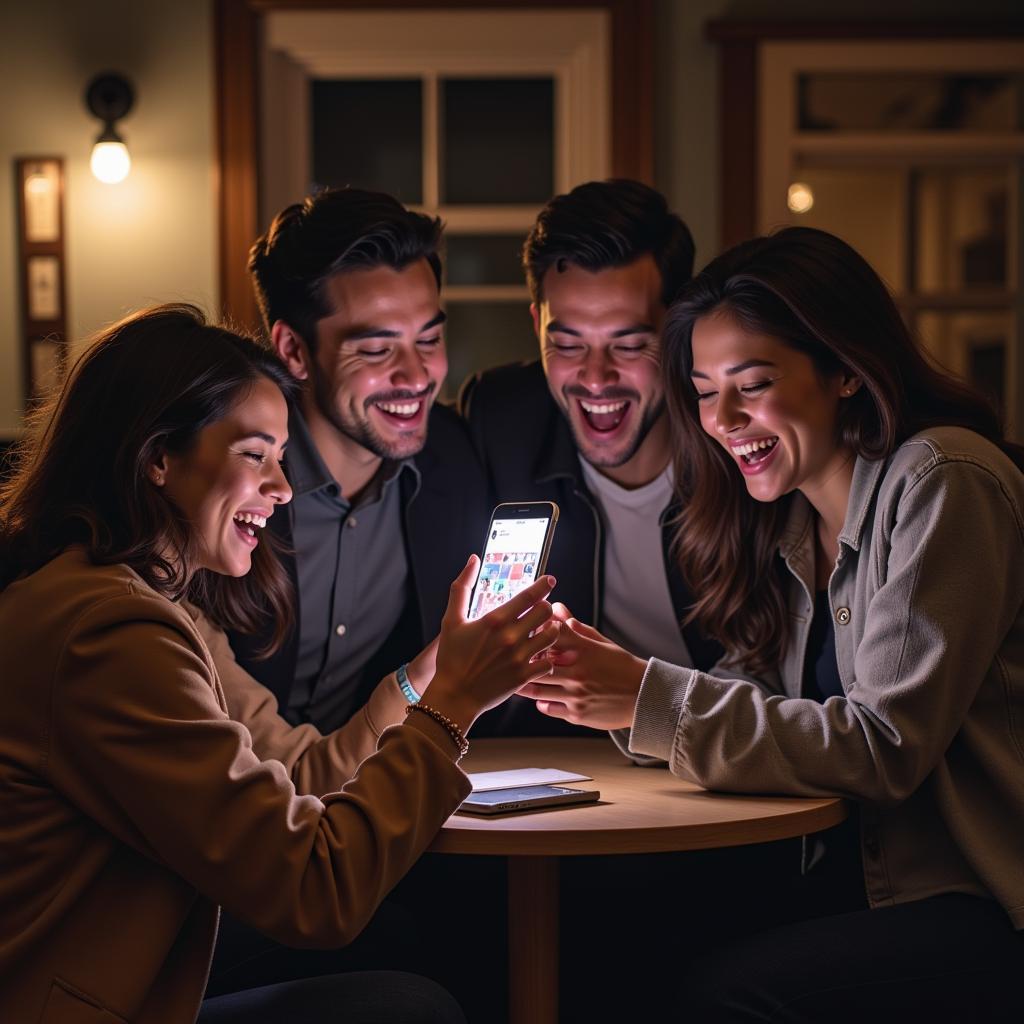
left=468, top=503, right=559, bottom=621
left=420, top=558, right=560, bottom=732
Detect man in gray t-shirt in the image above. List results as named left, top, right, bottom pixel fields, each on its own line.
left=462, top=180, right=721, bottom=737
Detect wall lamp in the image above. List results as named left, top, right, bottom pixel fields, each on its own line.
left=85, top=73, right=134, bottom=184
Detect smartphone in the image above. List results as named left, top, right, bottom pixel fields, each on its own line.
left=456, top=784, right=600, bottom=816
left=467, top=502, right=559, bottom=621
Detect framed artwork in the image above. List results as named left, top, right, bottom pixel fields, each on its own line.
left=15, top=156, right=67, bottom=403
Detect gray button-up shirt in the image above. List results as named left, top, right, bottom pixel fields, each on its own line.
left=285, top=409, right=418, bottom=731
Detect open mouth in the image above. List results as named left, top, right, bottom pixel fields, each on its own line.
left=577, top=398, right=631, bottom=434
left=733, top=437, right=779, bottom=466
left=232, top=511, right=267, bottom=547
left=372, top=397, right=426, bottom=427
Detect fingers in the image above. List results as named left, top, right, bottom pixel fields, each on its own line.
left=446, top=555, right=480, bottom=621
left=566, top=617, right=606, bottom=643
left=493, top=573, right=556, bottom=623
left=551, top=601, right=574, bottom=622
left=536, top=700, right=571, bottom=721
left=517, top=598, right=554, bottom=636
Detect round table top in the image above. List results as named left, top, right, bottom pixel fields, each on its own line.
left=428, top=736, right=847, bottom=856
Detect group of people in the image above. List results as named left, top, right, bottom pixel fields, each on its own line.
left=1, top=178, right=1022, bottom=1023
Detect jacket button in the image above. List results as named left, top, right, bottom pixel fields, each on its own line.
left=835, top=607, right=851, bottom=625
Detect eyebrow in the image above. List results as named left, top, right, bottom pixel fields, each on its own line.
left=690, top=359, right=778, bottom=380
left=547, top=319, right=656, bottom=338
left=342, top=310, right=447, bottom=342
left=238, top=431, right=281, bottom=446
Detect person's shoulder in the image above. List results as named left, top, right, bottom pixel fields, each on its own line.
left=895, top=427, right=1023, bottom=487
left=1, top=548, right=200, bottom=659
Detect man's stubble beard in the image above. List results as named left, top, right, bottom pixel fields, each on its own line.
left=561, top=392, right=666, bottom=469
left=310, top=365, right=430, bottom=462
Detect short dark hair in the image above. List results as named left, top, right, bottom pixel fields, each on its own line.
left=0, top=304, right=299, bottom=655
left=522, top=179, right=695, bottom=306
left=249, top=187, right=444, bottom=347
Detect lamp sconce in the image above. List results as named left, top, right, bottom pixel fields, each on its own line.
left=85, top=73, right=134, bottom=184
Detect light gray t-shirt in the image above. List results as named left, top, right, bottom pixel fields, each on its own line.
left=579, top=458, right=692, bottom=667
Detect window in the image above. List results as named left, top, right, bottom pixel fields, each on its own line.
left=258, top=8, right=611, bottom=395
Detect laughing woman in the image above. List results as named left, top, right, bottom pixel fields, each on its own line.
left=0, top=306, right=558, bottom=1024
left=519, top=229, right=1024, bottom=1021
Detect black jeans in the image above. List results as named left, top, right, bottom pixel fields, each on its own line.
left=680, top=892, right=1024, bottom=1023
left=197, top=970, right=466, bottom=1024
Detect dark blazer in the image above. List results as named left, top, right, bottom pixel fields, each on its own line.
left=228, top=403, right=489, bottom=715
left=460, top=360, right=722, bottom=736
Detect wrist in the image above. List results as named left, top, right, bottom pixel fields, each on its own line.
left=396, top=663, right=421, bottom=704
left=419, top=678, right=478, bottom=735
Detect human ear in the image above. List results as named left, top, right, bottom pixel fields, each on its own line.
left=147, top=451, right=169, bottom=487
left=271, top=321, right=311, bottom=381
left=530, top=303, right=541, bottom=344
left=838, top=373, right=863, bottom=399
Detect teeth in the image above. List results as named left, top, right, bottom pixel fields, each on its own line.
left=234, top=512, right=267, bottom=529
left=376, top=401, right=421, bottom=416
left=580, top=400, right=627, bottom=415
left=734, top=438, right=778, bottom=458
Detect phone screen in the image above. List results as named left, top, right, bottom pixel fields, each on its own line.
left=468, top=514, right=551, bottom=620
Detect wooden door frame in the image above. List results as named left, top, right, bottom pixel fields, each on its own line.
left=214, top=0, right=654, bottom=329
left=704, top=19, right=1024, bottom=253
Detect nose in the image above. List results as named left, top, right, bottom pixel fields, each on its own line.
left=391, top=344, right=431, bottom=393
left=714, top=388, right=749, bottom=437
left=264, top=460, right=292, bottom=506
left=578, top=347, right=618, bottom=392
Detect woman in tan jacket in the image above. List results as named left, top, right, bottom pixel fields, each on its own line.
left=0, top=305, right=559, bottom=1024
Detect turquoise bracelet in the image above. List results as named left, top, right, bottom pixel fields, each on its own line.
left=396, top=663, right=421, bottom=704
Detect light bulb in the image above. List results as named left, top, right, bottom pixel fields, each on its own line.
left=787, top=182, right=814, bottom=215
left=91, top=140, right=131, bottom=184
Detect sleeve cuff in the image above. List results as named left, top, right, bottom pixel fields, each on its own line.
left=628, top=658, right=699, bottom=763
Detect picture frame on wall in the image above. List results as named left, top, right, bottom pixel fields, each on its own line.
left=15, top=156, right=67, bottom=403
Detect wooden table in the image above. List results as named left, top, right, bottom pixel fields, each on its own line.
left=428, top=737, right=846, bottom=1024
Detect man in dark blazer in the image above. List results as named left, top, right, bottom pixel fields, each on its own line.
left=462, top=180, right=721, bottom=736
left=223, top=187, right=487, bottom=734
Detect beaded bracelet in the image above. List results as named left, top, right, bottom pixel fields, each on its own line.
left=395, top=663, right=421, bottom=704
left=405, top=702, right=470, bottom=761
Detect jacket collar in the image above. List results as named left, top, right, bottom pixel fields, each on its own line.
left=839, top=452, right=889, bottom=552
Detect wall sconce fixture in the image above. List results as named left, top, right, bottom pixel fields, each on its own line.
left=85, top=73, right=134, bottom=184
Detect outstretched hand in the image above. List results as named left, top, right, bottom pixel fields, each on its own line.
left=517, top=603, right=647, bottom=730
left=421, top=556, right=560, bottom=732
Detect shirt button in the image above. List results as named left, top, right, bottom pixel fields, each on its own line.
left=347, top=516, right=358, bottom=528
left=835, top=607, right=851, bottom=625
left=335, top=623, right=347, bottom=637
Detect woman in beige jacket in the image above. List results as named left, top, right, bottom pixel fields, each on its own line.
left=518, top=228, right=1024, bottom=1021
left=0, top=305, right=559, bottom=1024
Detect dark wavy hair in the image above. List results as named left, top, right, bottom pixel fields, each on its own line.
left=522, top=179, right=696, bottom=306
left=664, top=226, right=1023, bottom=674
left=249, top=186, right=443, bottom=346
left=0, top=304, right=299, bottom=655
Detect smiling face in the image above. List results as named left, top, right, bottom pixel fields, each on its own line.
left=156, top=376, right=292, bottom=577
left=297, top=259, right=446, bottom=466
left=690, top=310, right=857, bottom=507
left=535, top=255, right=669, bottom=485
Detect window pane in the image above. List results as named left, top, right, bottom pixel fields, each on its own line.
left=915, top=168, right=1010, bottom=292
left=443, top=301, right=535, bottom=399
left=916, top=310, right=1012, bottom=416
left=789, top=166, right=906, bottom=291
left=311, top=79, right=422, bottom=203
left=442, top=78, right=554, bottom=204
left=445, top=234, right=527, bottom=286
left=798, top=73, right=1024, bottom=133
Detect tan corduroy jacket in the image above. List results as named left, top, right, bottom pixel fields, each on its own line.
left=624, top=428, right=1024, bottom=927
left=0, top=548, right=470, bottom=1024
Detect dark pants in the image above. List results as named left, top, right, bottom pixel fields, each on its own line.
left=680, top=893, right=1024, bottom=1023
left=197, top=971, right=466, bottom=1024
